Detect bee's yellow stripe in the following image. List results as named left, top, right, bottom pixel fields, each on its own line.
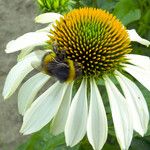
left=66, top=60, right=76, bottom=82
left=44, top=52, right=56, bottom=65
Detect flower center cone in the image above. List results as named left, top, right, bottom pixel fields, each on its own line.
left=49, top=8, right=132, bottom=77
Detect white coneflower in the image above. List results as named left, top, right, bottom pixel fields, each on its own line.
left=3, top=8, right=150, bottom=150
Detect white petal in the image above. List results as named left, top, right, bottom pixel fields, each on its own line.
left=124, top=64, right=150, bottom=91
left=3, top=51, right=43, bottom=99
left=115, top=71, right=149, bottom=136
left=17, top=47, right=35, bottom=61
left=127, top=29, right=150, bottom=47
left=125, top=54, right=150, bottom=70
left=20, top=81, right=68, bottom=135
left=65, top=79, right=88, bottom=147
left=36, top=24, right=55, bottom=32
left=105, top=77, right=133, bottom=150
left=5, top=32, right=49, bottom=53
left=18, top=72, right=50, bottom=115
left=87, top=78, right=108, bottom=150
left=50, top=82, right=73, bottom=135
left=35, top=12, right=63, bottom=24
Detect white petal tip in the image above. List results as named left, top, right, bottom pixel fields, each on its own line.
left=19, top=111, right=25, bottom=116
left=138, top=39, right=150, bottom=47
left=127, top=29, right=150, bottom=47
left=144, top=41, right=150, bottom=47
left=34, top=16, right=49, bottom=24
left=141, top=129, right=148, bottom=137
left=3, top=96, right=7, bottom=100
left=5, top=49, right=11, bottom=53
left=35, top=16, right=43, bottom=23
left=5, top=48, right=14, bottom=53
left=19, top=128, right=24, bottom=134
left=20, top=124, right=25, bottom=132
left=137, top=128, right=148, bottom=137
left=65, top=135, right=78, bottom=147
left=65, top=141, right=76, bottom=147
left=35, top=13, right=62, bottom=24
left=20, top=131, right=28, bottom=135
left=2, top=92, right=10, bottom=100
left=4, top=32, right=49, bottom=54
left=19, top=127, right=30, bottom=135
left=5, top=40, right=16, bottom=53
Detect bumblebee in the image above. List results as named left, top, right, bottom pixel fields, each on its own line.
left=41, top=44, right=82, bottom=82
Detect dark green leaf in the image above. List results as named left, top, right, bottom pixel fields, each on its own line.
left=113, top=0, right=141, bottom=25
left=16, top=126, right=65, bottom=150
left=131, top=137, right=150, bottom=150
left=97, top=0, right=118, bottom=12
left=121, top=9, right=141, bottom=26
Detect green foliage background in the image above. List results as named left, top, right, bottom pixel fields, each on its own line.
left=17, top=0, right=150, bottom=149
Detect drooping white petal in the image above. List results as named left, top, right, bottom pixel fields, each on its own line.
left=125, top=54, right=150, bottom=70
left=105, top=77, right=133, bottom=150
left=5, top=32, right=49, bottom=53
left=3, top=51, right=44, bottom=99
left=115, top=71, right=149, bottom=136
left=20, top=81, right=68, bottom=135
left=124, top=64, right=150, bottom=91
left=65, top=79, right=88, bottom=147
left=50, top=82, right=73, bottom=135
left=87, top=78, right=108, bottom=150
left=127, top=29, right=150, bottom=47
left=18, top=72, right=50, bottom=116
left=36, top=24, right=55, bottom=32
left=17, top=47, right=35, bottom=61
left=35, top=12, right=63, bottom=24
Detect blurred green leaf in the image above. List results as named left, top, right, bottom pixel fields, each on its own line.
left=121, top=9, right=141, bottom=26
left=127, top=0, right=150, bottom=38
left=16, top=125, right=83, bottom=150
left=103, top=143, right=119, bottom=150
left=137, top=7, right=150, bottom=36
left=113, top=0, right=141, bottom=25
left=16, top=126, right=65, bottom=150
left=78, top=137, right=93, bottom=150
left=96, top=0, right=118, bottom=12
left=130, top=137, right=150, bottom=150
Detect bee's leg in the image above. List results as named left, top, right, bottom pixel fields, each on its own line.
left=52, top=42, right=59, bottom=54
left=74, top=62, right=82, bottom=78
left=60, top=50, right=67, bottom=59
left=52, top=41, right=67, bottom=60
